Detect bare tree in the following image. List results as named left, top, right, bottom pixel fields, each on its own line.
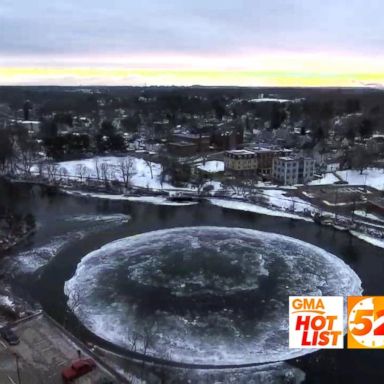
left=100, top=162, right=111, bottom=186
left=46, top=162, right=59, bottom=182
left=144, top=159, right=154, bottom=179
left=76, top=164, right=89, bottom=182
left=18, top=148, right=37, bottom=177
left=57, top=167, right=69, bottom=182
left=94, top=158, right=101, bottom=181
left=118, top=158, right=135, bottom=188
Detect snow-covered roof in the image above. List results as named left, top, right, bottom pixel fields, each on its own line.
left=226, top=149, right=255, bottom=155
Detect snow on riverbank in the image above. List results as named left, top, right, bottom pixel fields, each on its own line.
left=262, top=189, right=313, bottom=213
left=209, top=198, right=312, bottom=222
left=64, top=190, right=198, bottom=206
left=354, top=210, right=384, bottom=223
left=350, top=230, right=384, bottom=249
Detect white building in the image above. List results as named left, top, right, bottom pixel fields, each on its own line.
left=272, top=157, right=315, bottom=185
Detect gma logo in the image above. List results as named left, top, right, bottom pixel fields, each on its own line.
left=292, top=297, right=325, bottom=314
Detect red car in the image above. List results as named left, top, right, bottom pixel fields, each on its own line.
left=62, top=358, right=96, bottom=382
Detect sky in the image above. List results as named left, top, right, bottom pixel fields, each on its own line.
left=1, top=0, right=384, bottom=87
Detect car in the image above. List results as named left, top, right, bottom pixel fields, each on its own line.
left=62, top=358, right=96, bottom=382
left=0, top=327, right=20, bottom=346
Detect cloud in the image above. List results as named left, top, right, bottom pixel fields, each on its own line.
left=0, top=0, right=383, bottom=85
left=1, top=0, right=384, bottom=57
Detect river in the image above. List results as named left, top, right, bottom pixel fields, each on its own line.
left=1, top=180, right=383, bottom=382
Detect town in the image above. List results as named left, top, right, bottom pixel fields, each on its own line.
left=1, top=86, right=383, bottom=250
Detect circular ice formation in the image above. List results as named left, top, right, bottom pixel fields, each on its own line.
left=65, top=227, right=362, bottom=365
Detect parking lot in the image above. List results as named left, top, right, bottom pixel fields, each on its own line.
left=0, top=312, right=121, bottom=384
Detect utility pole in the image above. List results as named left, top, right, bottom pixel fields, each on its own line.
left=12, top=352, right=21, bottom=384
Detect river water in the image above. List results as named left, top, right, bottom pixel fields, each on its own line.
left=1, top=181, right=384, bottom=383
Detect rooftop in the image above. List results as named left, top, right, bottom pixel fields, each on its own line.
left=226, top=150, right=255, bottom=155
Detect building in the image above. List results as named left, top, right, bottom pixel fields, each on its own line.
left=211, top=125, right=244, bottom=150
left=273, top=157, right=315, bottom=185
left=224, top=150, right=258, bottom=173
left=172, top=133, right=211, bottom=152
left=168, top=141, right=198, bottom=157
left=252, top=148, right=292, bottom=176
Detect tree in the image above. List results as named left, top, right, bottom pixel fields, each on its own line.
left=23, top=100, right=32, bottom=120
left=0, top=129, right=14, bottom=175
left=75, top=164, right=89, bottom=182
left=144, top=159, right=154, bottom=179
left=100, top=162, right=111, bottom=185
left=193, top=173, right=207, bottom=195
left=16, top=126, right=38, bottom=176
left=118, top=158, right=135, bottom=188
left=94, top=158, right=101, bottom=180
left=121, top=115, right=140, bottom=133
left=40, top=118, right=58, bottom=139
left=270, top=103, right=287, bottom=129
left=350, top=147, right=373, bottom=174
left=345, top=99, right=360, bottom=114
left=46, top=161, right=59, bottom=182
left=100, top=120, right=116, bottom=136
left=212, top=99, right=226, bottom=120
left=359, top=118, right=374, bottom=139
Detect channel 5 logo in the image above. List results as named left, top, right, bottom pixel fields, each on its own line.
left=348, top=296, right=384, bottom=349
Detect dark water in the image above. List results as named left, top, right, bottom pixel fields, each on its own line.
left=2, top=181, right=384, bottom=383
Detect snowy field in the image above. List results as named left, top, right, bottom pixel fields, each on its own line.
left=336, top=168, right=384, bottom=190
left=311, top=168, right=384, bottom=190
left=196, top=160, right=224, bottom=173
left=309, top=173, right=340, bottom=186
left=34, top=155, right=194, bottom=191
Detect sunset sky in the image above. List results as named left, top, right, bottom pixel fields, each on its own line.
left=1, top=0, right=383, bottom=87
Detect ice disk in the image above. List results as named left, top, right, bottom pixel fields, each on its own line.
left=65, top=227, right=362, bottom=365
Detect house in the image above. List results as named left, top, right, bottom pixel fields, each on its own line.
left=273, top=157, right=315, bottom=185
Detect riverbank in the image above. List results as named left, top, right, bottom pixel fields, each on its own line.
left=6, top=174, right=384, bottom=249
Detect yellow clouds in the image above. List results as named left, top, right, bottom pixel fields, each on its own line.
left=1, top=53, right=384, bottom=86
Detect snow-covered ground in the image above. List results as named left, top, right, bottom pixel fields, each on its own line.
left=262, top=189, right=313, bottom=213
left=354, top=210, right=384, bottom=223
left=350, top=231, right=384, bottom=249
left=196, top=160, right=224, bottom=173
left=336, top=168, right=384, bottom=190
left=309, top=173, right=340, bottom=186
left=311, top=168, right=384, bottom=190
left=54, top=156, right=169, bottom=190
left=65, top=190, right=198, bottom=206
left=209, top=198, right=312, bottom=222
